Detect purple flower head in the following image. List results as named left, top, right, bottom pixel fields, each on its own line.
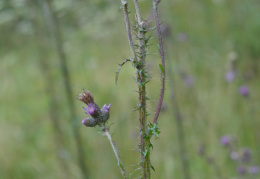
left=101, top=104, right=111, bottom=113
left=242, top=148, right=252, bottom=162
left=83, top=104, right=95, bottom=115
left=225, top=70, right=235, bottom=83
left=248, top=166, right=259, bottom=174
left=220, top=135, right=231, bottom=146
left=239, top=85, right=250, bottom=97
left=237, top=166, right=246, bottom=175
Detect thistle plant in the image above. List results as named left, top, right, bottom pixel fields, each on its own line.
left=79, top=1, right=165, bottom=178
left=117, top=0, right=165, bottom=178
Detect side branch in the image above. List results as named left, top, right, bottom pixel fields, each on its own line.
left=103, top=128, right=128, bottom=179
left=120, top=0, right=138, bottom=60
left=152, top=0, right=166, bottom=124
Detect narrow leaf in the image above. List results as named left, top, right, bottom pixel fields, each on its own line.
left=159, top=64, right=165, bottom=75
left=115, top=59, right=131, bottom=84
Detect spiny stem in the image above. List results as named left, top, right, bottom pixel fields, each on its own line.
left=133, top=0, right=150, bottom=178
left=152, top=0, right=166, bottom=124
left=103, top=128, right=128, bottom=179
left=120, top=0, right=138, bottom=60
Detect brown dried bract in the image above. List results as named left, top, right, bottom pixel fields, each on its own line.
left=78, top=90, right=94, bottom=105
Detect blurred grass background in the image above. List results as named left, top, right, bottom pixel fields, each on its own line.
left=0, top=0, right=260, bottom=178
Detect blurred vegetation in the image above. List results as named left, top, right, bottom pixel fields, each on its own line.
left=1, top=0, right=259, bottom=178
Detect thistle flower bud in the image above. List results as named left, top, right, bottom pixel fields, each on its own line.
left=99, top=104, right=111, bottom=123
left=78, top=90, right=94, bottom=105
left=82, top=118, right=97, bottom=127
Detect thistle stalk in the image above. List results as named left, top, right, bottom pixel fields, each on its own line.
left=103, top=127, right=128, bottom=179
left=120, top=0, right=138, bottom=60
left=152, top=0, right=166, bottom=124
left=118, top=0, right=166, bottom=178
left=132, top=0, right=150, bottom=178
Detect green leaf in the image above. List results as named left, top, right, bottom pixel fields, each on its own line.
left=140, top=80, right=150, bottom=86
left=115, top=59, right=131, bottom=84
left=159, top=64, right=165, bottom=75
left=151, top=163, right=155, bottom=171
left=115, top=66, right=122, bottom=84
left=142, top=149, right=150, bottom=157
left=139, top=28, right=144, bottom=32
left=145, top=74, right=152, bottom=78
left=149, top=143, right=153, bottom=149
left=147, top=123, right=160, bottom=138
left=145, top=35, right=152, bottom=44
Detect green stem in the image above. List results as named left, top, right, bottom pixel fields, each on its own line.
left=103, top=128, right=128, bottom=179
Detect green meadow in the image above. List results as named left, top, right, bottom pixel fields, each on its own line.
left=1, top=0, right=259, bottom=178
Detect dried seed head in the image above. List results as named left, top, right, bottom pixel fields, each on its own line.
left=78, top=90, right=94, bottom=105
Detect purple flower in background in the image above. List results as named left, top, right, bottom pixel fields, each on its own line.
left=101, top=104, right=111, bottom=113
left=220, top=135, right=231, bottom=146
left=184, top=75, right=194, bottom=87
left=241, top=148, right=252, bottom=162
left=177, top=32, right=187, bottom=42
left=225, top=70, right=235, bottom=83
left=180, top=71, right=194, bottom=88
left=248, top=166, right=259, bottom=174
left=83, top=104, right=95, bottom=115
left=237, top=166, right=246, bottom=175
left=160, top=24, right=171, bottom=37
left=239, top=85, right=250, bottom=97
